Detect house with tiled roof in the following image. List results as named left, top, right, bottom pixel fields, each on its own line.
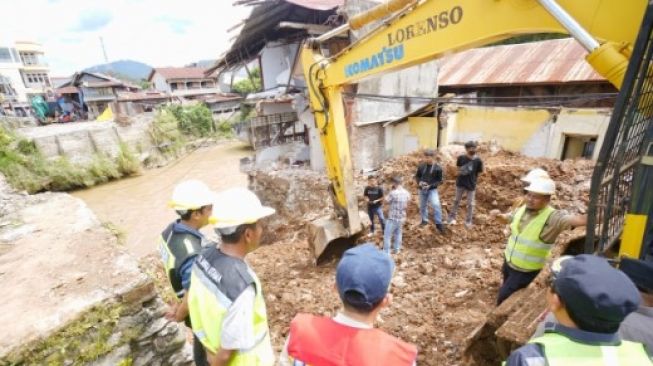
left=148, top=67, right=219, bottom=97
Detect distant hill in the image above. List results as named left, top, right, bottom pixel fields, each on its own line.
left=84, top=60, right=152, bottom=81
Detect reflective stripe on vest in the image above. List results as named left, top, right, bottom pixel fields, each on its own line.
left=287, top=313, right=418, bottom=366
left=504, top=205, right=555, bottom=271
left=159, top=227, right=202, bottom=298
left=188, top=253, right=274, bottom=366
left=529, top=332, right=652, bottom=366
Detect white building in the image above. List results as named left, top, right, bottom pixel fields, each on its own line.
left=0, top=41, right=51, bottom=111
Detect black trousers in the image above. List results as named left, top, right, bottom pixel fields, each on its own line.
left=496, top=260, right=540, bottom=305
left=193, top=333, right=209, bottom=366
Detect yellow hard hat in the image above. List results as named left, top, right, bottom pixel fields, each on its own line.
left=169, top=180, right=218, bottom=211
left=211, top=187, right=275, bottom=229
left=525, top=177, right=556, bottom=196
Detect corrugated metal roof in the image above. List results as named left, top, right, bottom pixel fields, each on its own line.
left=438, top=38, right=606, bottom=87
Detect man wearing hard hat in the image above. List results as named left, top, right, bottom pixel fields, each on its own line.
left=160, top=180, right=218, bottom=366
left=188, top=187, right=276, bottom=366
left=492, top=177, right=587, bottom=305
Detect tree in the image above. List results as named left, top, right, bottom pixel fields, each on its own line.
left=232, top=67, right=261, bottom=95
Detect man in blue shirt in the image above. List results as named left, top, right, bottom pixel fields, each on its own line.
left=159, top=180, right=217, bottom=366
left=505, top=255, right=652, bottom=365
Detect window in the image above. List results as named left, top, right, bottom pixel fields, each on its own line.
left=561, top=135, right=598, bottom=160
left=11, top=49, right=19, bottom=63
left=0, top=48, right=11, bottom=62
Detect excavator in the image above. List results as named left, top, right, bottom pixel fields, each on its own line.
left=302, top=0, right=651, bottom=262
left=302, top=0, right=653, bottom=361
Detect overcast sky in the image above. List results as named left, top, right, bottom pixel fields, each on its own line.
left=0, top=0, right=251, bottom=76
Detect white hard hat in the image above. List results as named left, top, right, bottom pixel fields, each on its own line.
left=212, top=187, right=275, bottom=229
left=521, top=168, right=550, bottom=183
left=169, top=180, right=218, bottom=211
left=525, top=177, right=556, bottom=195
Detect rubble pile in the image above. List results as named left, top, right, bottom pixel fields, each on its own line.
left=248, top=146, right=594, bottom=365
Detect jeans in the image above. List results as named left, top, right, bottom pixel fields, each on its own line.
left=496, top=260, right=540, bottom=305
left=367, top=205, right=385, bottom=233
left=383, top=219, right=403, bottom=253
left=419, top=189, right=443, bottom=224
left=449, top=186, right=476, bottom=224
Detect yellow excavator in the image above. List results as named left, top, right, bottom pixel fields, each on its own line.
left=301, top=0, right=652, bottom=265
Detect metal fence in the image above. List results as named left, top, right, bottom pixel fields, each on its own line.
left=585, top=4, right=653, bottom=254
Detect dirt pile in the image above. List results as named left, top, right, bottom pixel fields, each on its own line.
left=248, top=146, right=594, bottom=365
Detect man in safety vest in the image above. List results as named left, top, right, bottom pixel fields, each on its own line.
left=505, top=255, right=653, bottom=365
left=188, top=187, right=275, bottom=366
left=160, top=180, right=217, bottom=366
left=491, top=177, right=586, bottom=305
left=279, top=243, right=418, bottom=366
left=619, top=257, right=653, bottom=351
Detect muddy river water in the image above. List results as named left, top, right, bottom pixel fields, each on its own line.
left=72, top=141, right=250, bottom=258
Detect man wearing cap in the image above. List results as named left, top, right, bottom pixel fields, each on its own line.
left=415, top=149, right=445, bottom=233
left=492, top=177, right=587, bottom=305
left=280, top=244, right=418, bottom=366
left=160, top=180, right=217, bottom=366
left=505, top=255, right=653, bottom=365
left=619, top=257, right=653, bottom=351
left=384, top=175, right=411, bottom=254
left=448, top=141, right=483, bottom=229
left=187, top=188, right=276, bottom=366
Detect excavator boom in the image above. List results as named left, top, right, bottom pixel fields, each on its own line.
left=302, top=0, right=647, bottom=260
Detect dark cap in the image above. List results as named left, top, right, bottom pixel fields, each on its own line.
left=464, top=141, right=478, bottom=149
left=551, top=255, right=640, bottom=333
left=336, top=243, right=395, bottom=311
left=423, top=149, right=435, bottom=157
left=620, top=257, right=653, bottom=293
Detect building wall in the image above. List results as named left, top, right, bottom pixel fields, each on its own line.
left=351, top=122, right=385, bottom=172
left=547, top=108, right=612, bottom=160
left=151, top=72, right=170, bottom=93
left=442, top=105, right=611, bottom=160
left=260, top=41, right=300, bottom=90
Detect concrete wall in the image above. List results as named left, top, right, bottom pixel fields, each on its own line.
left=17, top=113, right=155, bottom=165
left=383, top=117, right=438, bottom=159
left=351, top=122, right=385, bottom=172
left=294, top=94, right=325, bottom=171
left=260, top=41, right=300, bottom=90
left=546, top=108, right=612, bottom=160
left=442, top=105, right=611, bottom=160
left=151, top=72, right=171, bottom=94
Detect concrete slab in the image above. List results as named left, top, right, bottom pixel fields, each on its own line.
left=0, top=193, right=149, bottom=358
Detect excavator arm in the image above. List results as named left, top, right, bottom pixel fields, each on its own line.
left=302, top=0, right=647, bottom=260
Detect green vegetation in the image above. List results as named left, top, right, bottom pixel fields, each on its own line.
left=149, top=103, right=235, bottom=153
left=232, top=67, right=261, bottom=95
left=0, top=126, right=141, bottom=193
left=102, top=221, right=127, bottom=246
left=2, top=302, right=130, bottom=365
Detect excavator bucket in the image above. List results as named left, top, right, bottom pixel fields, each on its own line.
left=307, top=211, right=370, bottom=264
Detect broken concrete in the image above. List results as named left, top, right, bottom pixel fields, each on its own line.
left=0, top=175, right=191, bottom=365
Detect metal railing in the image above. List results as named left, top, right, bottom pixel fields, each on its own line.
left=585, top=4, right=653, bottom=254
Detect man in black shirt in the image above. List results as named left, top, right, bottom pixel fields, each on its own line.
left=448, top=141, right=483, bottom=229
left=363, top=176, right=385, bottom=236
left=415, top=149, right=445, bottom=233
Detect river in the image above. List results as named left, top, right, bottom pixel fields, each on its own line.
left=72, top=141, right=250, bottom=258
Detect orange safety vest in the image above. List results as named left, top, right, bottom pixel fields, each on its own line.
left=287, top=313, right=418, bottom=366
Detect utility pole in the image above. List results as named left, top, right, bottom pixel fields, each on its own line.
left=99, top=37, right=109, bottom=64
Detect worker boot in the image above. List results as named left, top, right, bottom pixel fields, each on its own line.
left=436, top=223, right=446, bottom=234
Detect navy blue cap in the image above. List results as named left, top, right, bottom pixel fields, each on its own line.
left=336, top=243, right=395, bottom=311
left=552, top=255, right=640, bottom=333
left=620, top=257, right=653, bottom=293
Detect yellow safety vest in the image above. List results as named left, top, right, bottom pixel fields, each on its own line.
left=530, top=332, right=652, bottom=366
left=188, top=248, right=274, bottom=365
left=159, top=222, right=203, bottom=299
left=504, top=205, right=555, bottom=271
